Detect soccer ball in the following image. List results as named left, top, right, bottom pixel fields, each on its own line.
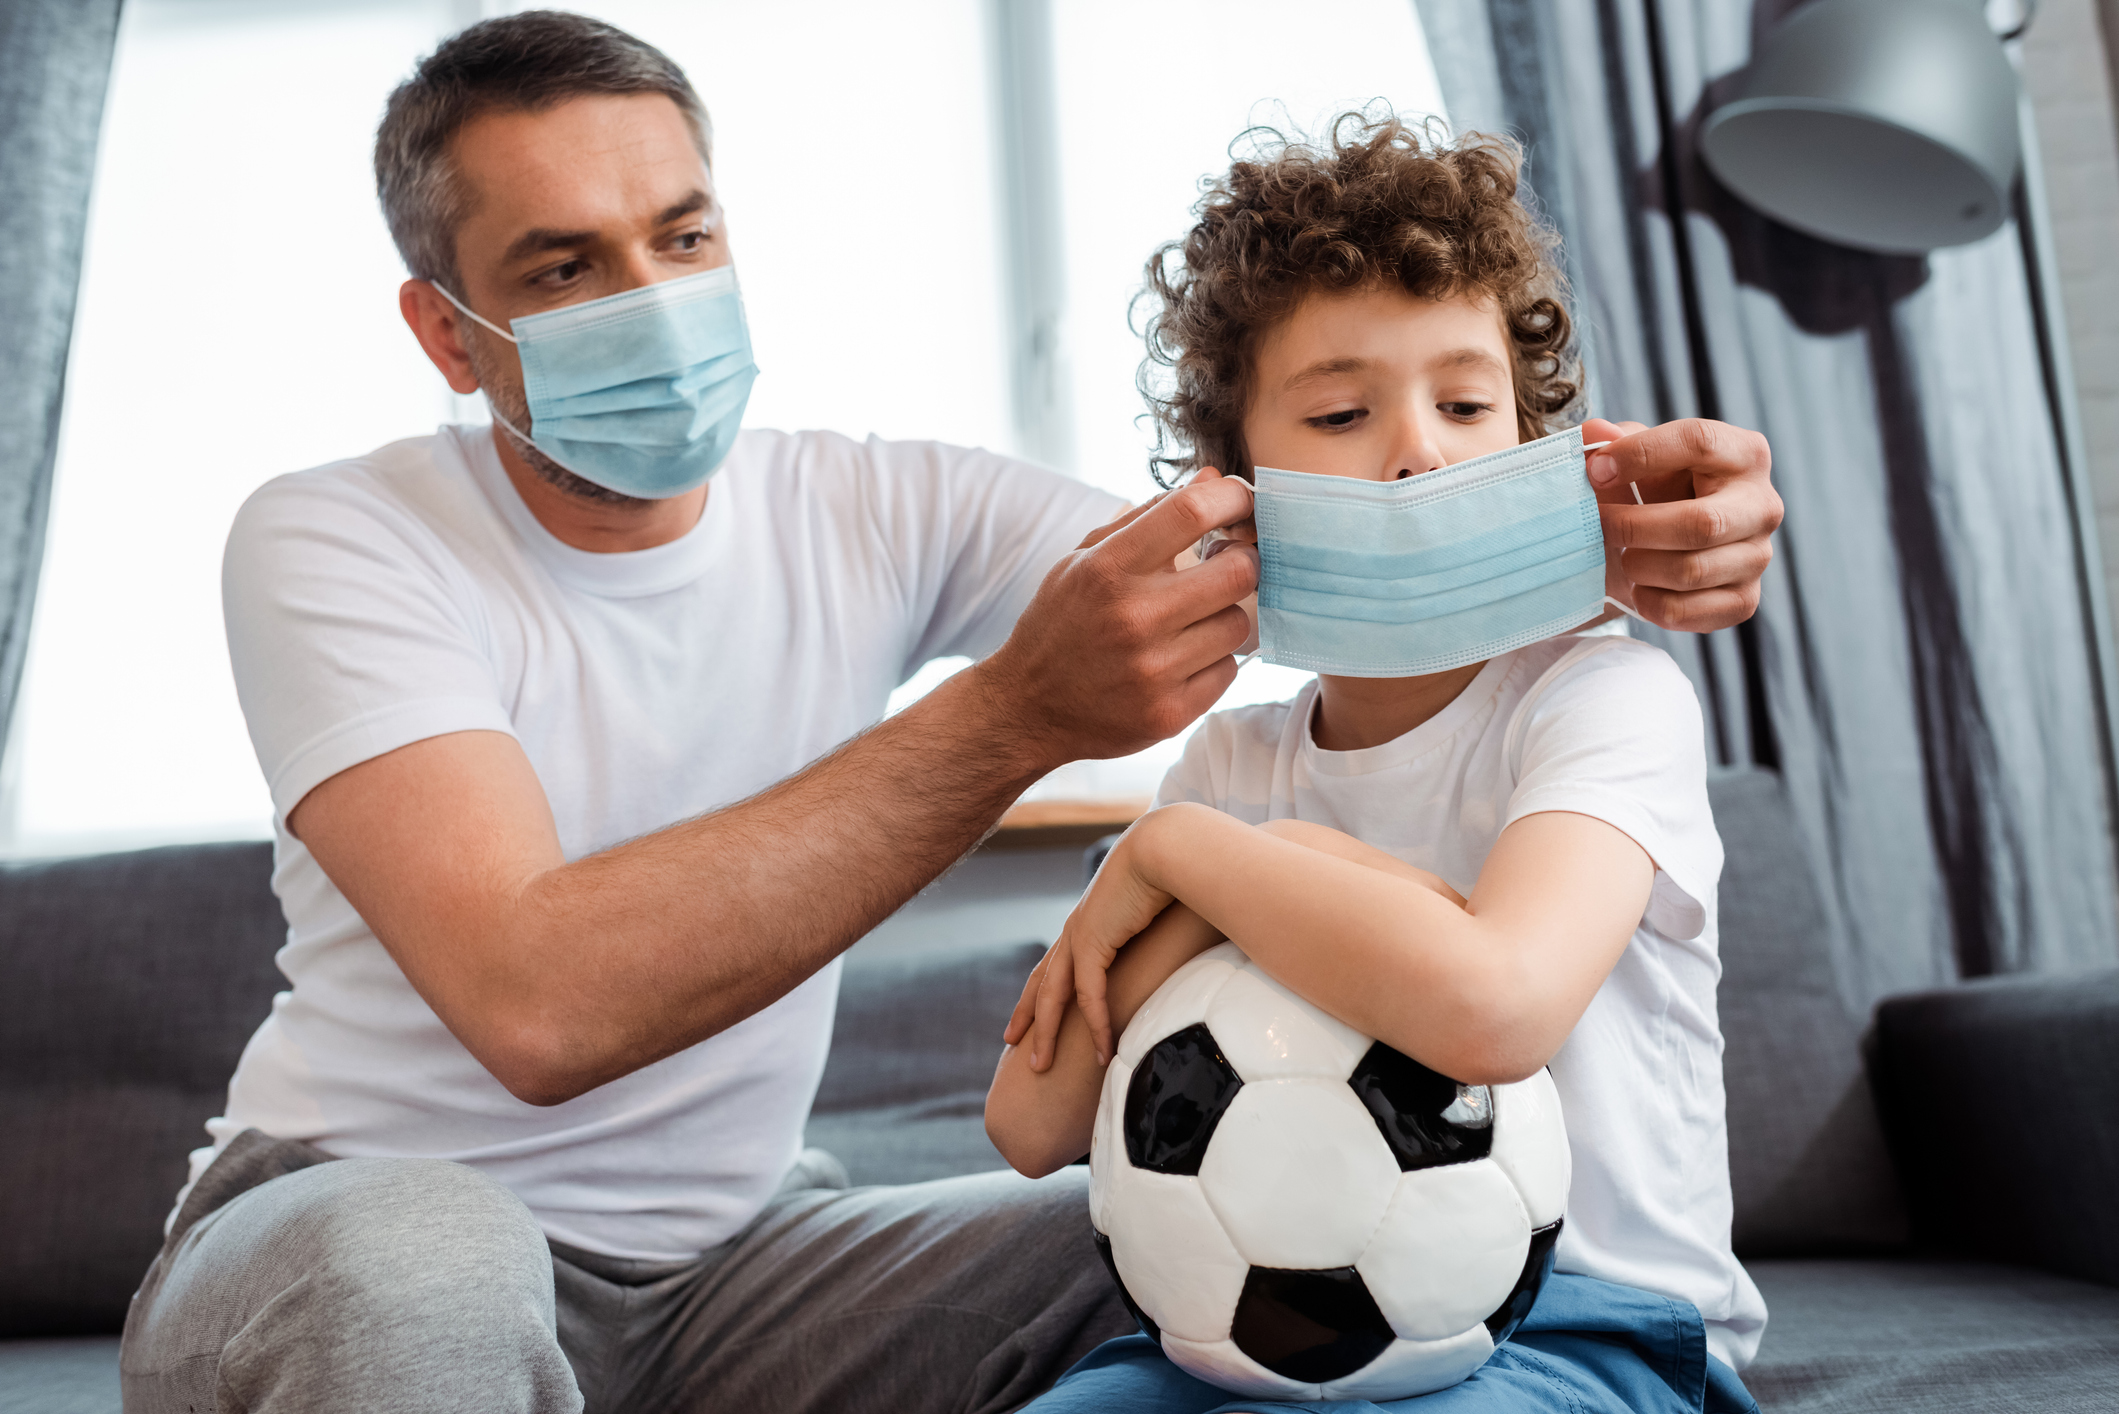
left=1089, top=942, right=1570, bottom=1401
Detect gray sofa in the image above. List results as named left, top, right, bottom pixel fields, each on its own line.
left=4, top=768, right=2116, bottom=1412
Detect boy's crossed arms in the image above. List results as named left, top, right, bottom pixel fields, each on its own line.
left=984, top=805, right=1654, bottom=1179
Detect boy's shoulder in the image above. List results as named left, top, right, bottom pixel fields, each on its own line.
left=1499, top=631, right=1696, bottom=715
left=1194, top=680, right=1318, bottom=749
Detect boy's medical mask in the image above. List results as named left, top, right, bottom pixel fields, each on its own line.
left=1250, top=427, right=1632, bottom=677
left=436, top=266, right=757, bottom=499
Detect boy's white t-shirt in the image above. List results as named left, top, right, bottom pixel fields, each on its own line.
left=1152, top=635, right=1769, bottom=1369
left=210, top=423, right=1121, bottom=1260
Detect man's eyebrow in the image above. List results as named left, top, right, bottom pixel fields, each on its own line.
left=503, top=226, right=599, bottom=264
left=1283, top=357, right=1370, bottom=391
left=500, top=191, right=714, bottom=265
left=654, top=190, right=712, bottom=226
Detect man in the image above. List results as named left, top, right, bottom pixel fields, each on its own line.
left=118, top=13, right=1782, bottom=1414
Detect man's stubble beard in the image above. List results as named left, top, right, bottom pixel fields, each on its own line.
left=463, top=335, right=649, bottom=509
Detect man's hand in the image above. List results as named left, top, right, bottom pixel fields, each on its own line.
left=972, top=475, right=1258, bottom=768
left=1583, top=417, right=1781, bottom=632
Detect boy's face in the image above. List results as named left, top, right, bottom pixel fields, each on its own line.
left=1242, top=286, right=1519, bottom=481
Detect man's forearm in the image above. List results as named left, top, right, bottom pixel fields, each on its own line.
left=307, top=663, right=1060, bottom=1107
left=514, top=665, right=1062, bottom=1098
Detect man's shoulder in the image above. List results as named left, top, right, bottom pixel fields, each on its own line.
left=227, top=428, right=495, bottom=577
left=723, top=427, right=1121, bottom=545
left=237, top=429, right=463, bottom=520
left=725, top=426, right=1074, bottom=489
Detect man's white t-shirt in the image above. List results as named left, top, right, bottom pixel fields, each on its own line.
left=208, top=423, right=1121, bottom=1260
left=1152, top=635, right=1769, bottom=1369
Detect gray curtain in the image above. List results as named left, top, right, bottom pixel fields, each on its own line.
left=1415, top=0, right=2119, bottom=1008
left=0, top=0, right=124, bottom=744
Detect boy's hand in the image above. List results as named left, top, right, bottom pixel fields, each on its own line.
left=1004, top=824, right=1177, bottom=1071
left=1584, top=417, right=1781, bottom=633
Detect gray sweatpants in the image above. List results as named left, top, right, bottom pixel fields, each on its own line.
left=118, top=1130, right=1131, bottom=1414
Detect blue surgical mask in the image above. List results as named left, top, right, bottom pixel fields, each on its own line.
left=437, top=266, right=758, bottom=499
left=1250, top=428, right=1632, bottom=677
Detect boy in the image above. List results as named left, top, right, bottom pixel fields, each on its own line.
left=983, top=117, right=1764, bottom=1413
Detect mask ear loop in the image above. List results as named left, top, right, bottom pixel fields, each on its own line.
left=430, top=282, right=519, bottom=344
left=1193, top=473, right=1263, bottom=665
left=1581, top=439, right=1655, bottom=628
left=430, top=282, right=558, bottom=462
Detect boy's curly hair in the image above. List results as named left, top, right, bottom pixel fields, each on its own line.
left=1138, top=113, right=1580, bottom=487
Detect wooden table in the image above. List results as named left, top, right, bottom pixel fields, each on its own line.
left=985, top=797, right=1151, bottom=850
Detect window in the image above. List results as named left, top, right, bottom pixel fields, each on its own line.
left=1, top=0, right=1443, bottom=854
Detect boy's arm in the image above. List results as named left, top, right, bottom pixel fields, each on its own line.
left=985, top=902, right=1225, bottom=1178
left=1027, top=802, right=1654, bottom=1086
left=986, top=822, right=1467, bottom=1178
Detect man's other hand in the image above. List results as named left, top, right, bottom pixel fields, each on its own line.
left=976, top=473, right=1258, bottom=767
left=1583, top=417, right=1782, bottom=633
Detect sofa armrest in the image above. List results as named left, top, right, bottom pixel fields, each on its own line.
left=1871, top=968, right=2119, bottom=1287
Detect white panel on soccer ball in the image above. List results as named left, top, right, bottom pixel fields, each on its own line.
left=1116, top=942, right=1245, bottom=1068
left=1159, top=1333, right=1322, bottom=1401
left=1202, top=960, right=1371, bottom=1081
left=1088, top=1054, right=1133, bottom=1233
left=1488, top=1068, right=1570, bottom=1227
left=1319, top=1326, right=1496, bottom=1400
left=1197, top=1078, right=1400, bottom=1269
left=1358, top=1159, right=1531, bottom=1340
left=1102, top=1167, right=1251, bottom=1343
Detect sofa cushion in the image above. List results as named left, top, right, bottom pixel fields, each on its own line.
left=0, top=1336, right=120, bottom=1414
left=1744, top=1257, right=2119, bottom=1411
left=0, top=843, right=283, bottom=1337
left=1710, top=770, right=1907, bottom=1256
left=1873, top=969, right=2119, bottom=1287
left=805, top=940, right=1042, bottom=1184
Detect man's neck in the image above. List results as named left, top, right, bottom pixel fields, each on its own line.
left=491, top=425, right=707, bottom=553
left=1310, top=662, right=1487, bottom=753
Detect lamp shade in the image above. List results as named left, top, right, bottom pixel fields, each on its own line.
left=1699, top=0, right=2021, bottom=254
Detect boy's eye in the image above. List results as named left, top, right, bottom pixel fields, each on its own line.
left=1309, top=408, right=1366, bottom=429
left=1441, top=401, right=1495, bottom=419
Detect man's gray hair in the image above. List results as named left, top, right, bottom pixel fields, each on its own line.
left=375, top=10, right=711, bottom=293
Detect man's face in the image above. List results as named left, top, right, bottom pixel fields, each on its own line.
left=445, top=92, right=731, bottom=503
left=1242, top=286, right=1520, bottom=483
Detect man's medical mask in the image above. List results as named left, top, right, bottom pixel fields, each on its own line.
left=1250, top=428, right=1631, bottom=677
left=437, top=266, right=757, bottom=500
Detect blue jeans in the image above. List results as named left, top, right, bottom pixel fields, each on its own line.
left=1021, top=1275, right=1760, bottom=1414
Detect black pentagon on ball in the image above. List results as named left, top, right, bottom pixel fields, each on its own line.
left=1483, top=1218, right=1564, bottom=1344
left=1231, top=1265, right=1397, bottom=1384
left=1347, top=1042, right=1494, bottom=1172
left=1123, top=1023, right=1244, bottom=1175
left=1092, top=1229, right=1162, bottom=1344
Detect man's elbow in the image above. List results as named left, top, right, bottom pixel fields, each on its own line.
left=476, top=1020, right=606, bottom=1108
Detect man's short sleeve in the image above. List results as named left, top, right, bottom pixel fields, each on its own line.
left=1503, top=639, right=1722, bottom=940
left=222, top=466, right=515, bottom=825
left=853, top=437, right=1125, bottom=674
